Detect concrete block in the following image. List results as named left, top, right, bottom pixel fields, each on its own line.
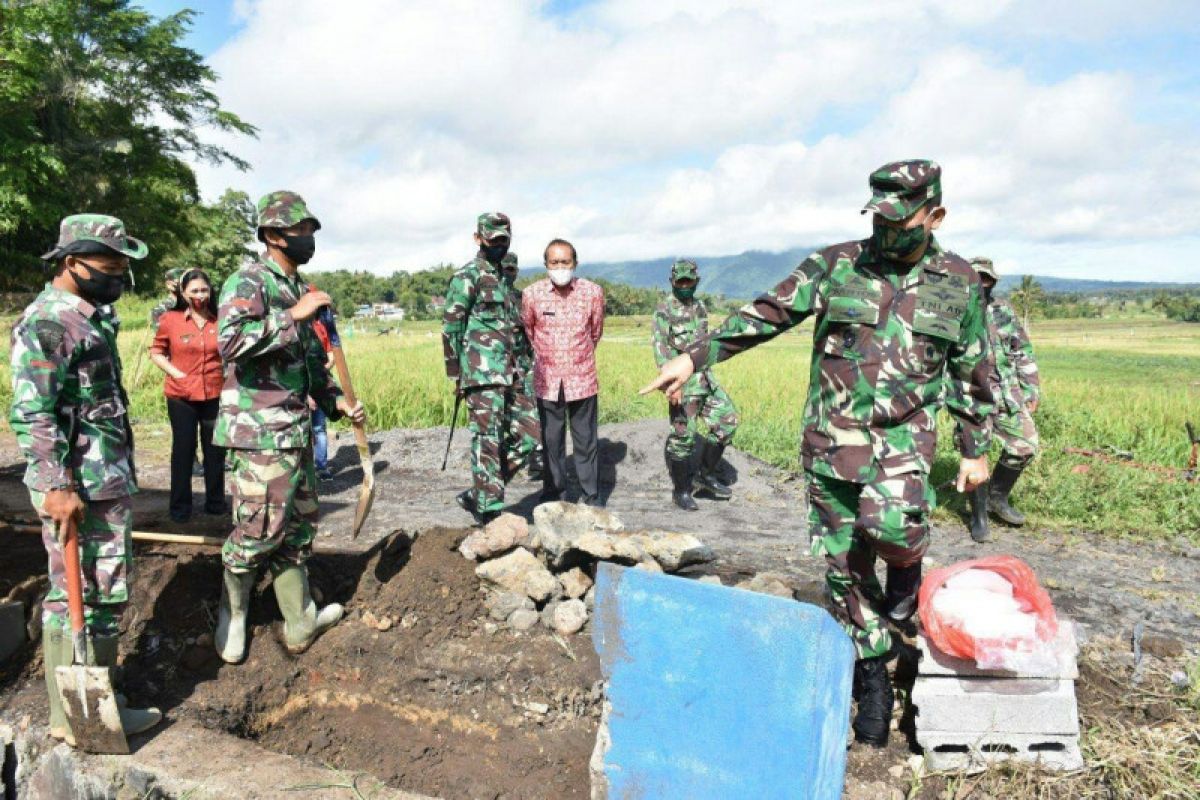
left=917, top=627, right=1078, bottom=680
left=912, top=675, right=1079, bottom=735
left=917, top=730, right=1084, bottom=773
left=0, top=601, right=25, bottom=662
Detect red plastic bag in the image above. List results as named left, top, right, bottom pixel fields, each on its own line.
left=918, top=555, right=1058, bottom=665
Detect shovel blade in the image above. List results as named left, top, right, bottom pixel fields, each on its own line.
left=55, top=665, right=129, bottom=754
left=351, top=463, right=376, bottom=540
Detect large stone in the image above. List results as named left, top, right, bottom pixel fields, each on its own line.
left=630, top=531, right=715, bottom=572
left=573, top=531, right=648, bottom=565
left=553, top=599, right=588, bottom=635
left=486, top=591, right=534, bottom=622
left=559, top=568, right=594, bottom=599
left=459, top=513, right=530, bottom=561
left=475, top=548, right=560, bottom=603
left=508, top=608, right=540, bottom=632
left=735, top=572, right=793, bottom=599
left=533, top=502, right=624, bottom=566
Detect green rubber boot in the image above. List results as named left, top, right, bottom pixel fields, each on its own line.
left=43, top=626, right=75, bottom=744
left=91, top=635, right=163, bottom=737
left=271, top=564, right=343, bottom=655
left=215, top=569, right=255, bottom=663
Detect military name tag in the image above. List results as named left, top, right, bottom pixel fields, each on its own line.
left=912, top=279, right=966, bottom=340
left=826, top=275, right=883, bottom=325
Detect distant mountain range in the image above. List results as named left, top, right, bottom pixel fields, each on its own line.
left=564, top=247, right=1198, bottom=300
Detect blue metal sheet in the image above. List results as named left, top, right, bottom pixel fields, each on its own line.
left=593, top=563, right=853, bottom=799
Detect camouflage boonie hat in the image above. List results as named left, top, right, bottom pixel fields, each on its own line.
left=476, top=212, right=511, bottom=241
left=670, top=259, right=699, bottom=283
left=501, top=252, right=519, bottom=274
left=256, top=191, right=321, bottom=239
left=40, top=214, right=148, bottom=261
left=862, top=159, right=942, bottom=221
left=971, top=257, right=998, bottom=281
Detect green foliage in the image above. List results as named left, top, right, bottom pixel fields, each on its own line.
left=1009, top=274, right=1045, bottom=329
left=159, top=189, right=257, bottom=288
left=0, top=0, right=255, bottom=290
left=1151, top=291, right=1200, bottom=323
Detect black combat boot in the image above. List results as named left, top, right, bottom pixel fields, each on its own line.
left=668, top=457, right=699, bottom=511
left=988, top=458, right=1030, bottom=526
left=883, top=563, right=921, bottom=623
left=694, top=439, right=733, bottom=500
left=852, top=656, right=894, bottom=747
left=969, top=485, right=990, bottom=542
left=456, top=490, right=498, bottom=526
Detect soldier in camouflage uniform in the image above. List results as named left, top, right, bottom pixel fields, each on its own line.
left=968, top=257, right=1041, bottom=542
left=652, top=259, right=739, bottom=510
left=442, top=213, right=524, bottom=525
left=212, top=191, right=365, bottom=664
left=149, top=267, right=184, bottom=327
left=502, top=252, right=543, bottom=481
left=643, top=161, right=994, bottom=747
left=10, top=214, right=162, bottom=744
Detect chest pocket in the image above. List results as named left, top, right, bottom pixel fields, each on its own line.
left=472, top=281, right=507, bottom=324
left=825, top=279, right=883, bottom=326
left=912, top=273, right=968, bottom=341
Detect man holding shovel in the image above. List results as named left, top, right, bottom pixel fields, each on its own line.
left=10, top=214, right=162, bottom=744
left=213, top=191, right=364, bottom=664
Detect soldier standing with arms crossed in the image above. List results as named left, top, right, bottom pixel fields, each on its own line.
left=442, top=213, right=522, bottom=525
left=642, top=161, right=994, bottom=746
left=212, top=191, right=364, bottom=663
left=652, top=259, right=739, bottom=510
left=11, top=215, right=162, bottom=743
left=968, top=257, right=1041, bottom=542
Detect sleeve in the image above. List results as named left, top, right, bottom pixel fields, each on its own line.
left=945, top=277, right=996, bottom=458
left=591, top=285, right=604, bottom=344
left=8, top=317, right=75, bottom=492
left=441, top=269, right=475, bottom=379
left=150, top=315, right=170, bottom=356
left=520, top=288, right=535, bottom=337
left=1006, top=309, right=1040, bottom=403
left=217, top=270, right=300, bottom=363
left=651, top=302, right=673, bottom=367
left=686, top=253, right=825, bottom=371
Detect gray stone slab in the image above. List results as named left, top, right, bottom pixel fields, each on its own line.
left=917, top=730, right=1084, bottom=773
left=912, top=675, right=1079, bottom=735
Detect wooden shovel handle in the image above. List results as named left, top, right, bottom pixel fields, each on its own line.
left=330, top=344, right=369, bottom=450
left=61, top=516, right=85, bottom=636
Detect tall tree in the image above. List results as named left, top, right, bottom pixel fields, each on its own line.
left=1010, top=274, right=1045, bottom=330
left=0, top=1, right=255, bottom=289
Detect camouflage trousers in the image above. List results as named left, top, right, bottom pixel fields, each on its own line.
left=807, top=470, right=933, bottom=660
left=506, top=368, right=542, bottom=471
left=666, top=384, right=739, bottom=462
left=32, top=492, right=133, bottom=637
left=994, top=405, right=1039, bottom=468
left=466, top=385, right=535, bottom=515
left=222, top=448, right=318, bottom=574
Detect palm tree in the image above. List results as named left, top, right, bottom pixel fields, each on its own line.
left=1010, top=275, right=1044, bottom=330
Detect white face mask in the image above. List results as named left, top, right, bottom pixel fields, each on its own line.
left=548, top=268, right=575, bottom=287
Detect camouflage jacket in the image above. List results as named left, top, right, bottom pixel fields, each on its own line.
left=689, top=237, right=994, bottom=482
left=442, top=253, right=517, bottom=389
left=214, top=255, right=342, bottom=450
left=505, top=279, right=534, bottom=376
left=986, top=298, right=1040, bottom=413
left=652, top=295, right=716, bottom=397
left=9, top=286, right=137, bottom=500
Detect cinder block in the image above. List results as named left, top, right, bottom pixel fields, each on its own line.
left=917, top=628, right=1078, bottom=680
left=912, top=675, right=1079, bottom=735
left=0, top=601, right=25, bottom=662
left=917, top=730, right=1083, bottom=773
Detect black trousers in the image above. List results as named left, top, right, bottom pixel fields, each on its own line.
left=537, top=389, right=599, bottom=502
left=166, top=397, right=224, bottom=515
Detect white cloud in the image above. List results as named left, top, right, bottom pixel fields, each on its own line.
left=190, top=0, right=1200, bottom=280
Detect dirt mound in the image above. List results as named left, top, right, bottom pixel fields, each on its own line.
left=112, top=529, right=601, bottom=800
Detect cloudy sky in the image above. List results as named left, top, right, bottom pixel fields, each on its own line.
left=144, top=0, right=1200, bottom=281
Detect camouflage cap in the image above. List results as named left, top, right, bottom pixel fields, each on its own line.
left=501, top=252, right=519, bottom=274
left=476, top=212, right=511, bottom=241
left=861, top=159, right=942, bottom=221
left=670, top=259, right=699, bottom=283
left=971, top=257, right=998, bottom=282
left=256, top=190, right=321, bottom=235
left=164, top=267, right=185, bottom=282
left=40, top=214, right=148, bottom=261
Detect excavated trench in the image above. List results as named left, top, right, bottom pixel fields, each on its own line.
left=0, top=528, right=603, bottom=799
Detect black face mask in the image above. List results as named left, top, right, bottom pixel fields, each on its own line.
left=481, top=242, right=509, bottom=264
left=983, top=286, right=994, bottom=304
left=71, top=261, right=126, bottom=305
left=278, top=233, right=316, bottom=265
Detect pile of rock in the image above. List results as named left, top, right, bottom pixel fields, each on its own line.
left=458, top=502, right=716, bottom=635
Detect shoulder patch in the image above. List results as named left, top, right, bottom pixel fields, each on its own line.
left=33, top=320, right=67, bottom=354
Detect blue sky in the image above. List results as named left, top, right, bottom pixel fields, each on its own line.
left=143, top=1, right=1200, bottom=280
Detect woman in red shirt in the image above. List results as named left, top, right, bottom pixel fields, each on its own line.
left=149, top=268, right=225, bottom=521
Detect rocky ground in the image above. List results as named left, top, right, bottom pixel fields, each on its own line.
left=0, top=419, right=1197, bottom=799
